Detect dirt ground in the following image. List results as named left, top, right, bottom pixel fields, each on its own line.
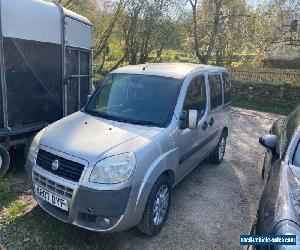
left=0, top=108, right=282, bottom=250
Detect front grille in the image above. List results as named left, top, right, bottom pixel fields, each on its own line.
left=36, top=149, right=85, bottom=182
left=33, top=171, right=73, bottom=199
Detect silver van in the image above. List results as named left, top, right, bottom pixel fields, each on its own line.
left=26, top=63, right=231, bottom=236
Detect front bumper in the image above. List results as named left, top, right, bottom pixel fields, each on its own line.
left=28, top=161, right=145, bottom=232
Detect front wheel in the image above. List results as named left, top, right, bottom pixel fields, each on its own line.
left=137, top=174, right=172, bottom=236
left=0, top=146, right=10, bottom=178
left=209, top=132, right=227, bottom=164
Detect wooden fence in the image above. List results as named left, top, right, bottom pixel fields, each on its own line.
left=229, top=68, right=300, bottom=85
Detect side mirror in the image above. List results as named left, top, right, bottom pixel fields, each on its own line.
left=259, top=134, right=277, bottom=155
left=179, top=110, right=198, bottom=129
left=188, top=110, right=198, bottom=129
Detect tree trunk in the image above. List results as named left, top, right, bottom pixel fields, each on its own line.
left=94, top=0, right=126, bottom=59
left=204, top=1, right=222, bottom=64
left=155, top=47, right=164, bottom=62
left=189, top=0, right=206, bottom=63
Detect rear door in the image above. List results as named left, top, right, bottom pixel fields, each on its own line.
left=64, top=16, right=93, bottom=116
left=0, top=27, right=4, bottom=128
left=65, top=48, right=92, bottom=115
left=206, top=72, right=224, bottom=150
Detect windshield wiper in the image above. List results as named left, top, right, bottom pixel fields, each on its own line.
left=84, top=110, right=99, bottom=117
left=85, top=110, right=120, bottom=121
left=85, top=110, right=161, bottom=127
left=97, top=112, right=124, bottom=121
left=123, top=119, right=161, bottom=127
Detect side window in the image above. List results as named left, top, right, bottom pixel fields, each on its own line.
left=293, top=140, right=300, bottom=167
left=183, top=75, right=207, bottom=116
left=222, top=72, right=231, bottom=104
left=209, top=74, right=222, bottom=110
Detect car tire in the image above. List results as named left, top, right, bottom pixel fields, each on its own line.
left=209, top=132, right=227, bottom=164
left=0, top=146, right=10, bottom=178
left=137, top=174, right=172, bottom=236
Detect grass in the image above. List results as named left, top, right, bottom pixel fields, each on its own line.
left=0, top=179, right=15, bottom=211
left=232, top=98, right=295, bottom=116
left=0, top=172, right=69, bottom=248
left=4, top=201, right=24, bottom=223
left=0, top=177, right=25, bottom=226
left=0, top=179, right=11, bottom=195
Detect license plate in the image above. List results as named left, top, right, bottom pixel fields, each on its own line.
left=35, top=185, right=68, bottom=211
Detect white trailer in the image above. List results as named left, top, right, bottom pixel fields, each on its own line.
left=0, top=0, right=93, bottom=177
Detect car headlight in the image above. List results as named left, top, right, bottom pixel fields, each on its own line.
left=27, top=128, right=45, bottom=163
left=90, top=153, right=136, bottom=184
left=273, top=220, right=300, bottom=249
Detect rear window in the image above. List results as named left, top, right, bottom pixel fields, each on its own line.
left=222, top=72, right=231, bottom=104
left=293, top=140, right=300, bottom=167
left=208, top=74, right=222, bottom=110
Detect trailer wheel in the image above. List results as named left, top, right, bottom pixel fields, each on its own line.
left=0, top=146, right=10, bottom=178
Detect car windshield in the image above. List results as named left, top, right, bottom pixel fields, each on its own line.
left=84, top=73, right=181, bottom=127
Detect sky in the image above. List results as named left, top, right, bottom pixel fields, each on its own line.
left=247, top=0, right=264, bottom=8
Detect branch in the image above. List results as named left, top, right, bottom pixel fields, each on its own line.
left=94, top=0, right=126, bottom=58
left=61, top=0, right=73, bottom=8
left=219, top=14, right=253, bottom=21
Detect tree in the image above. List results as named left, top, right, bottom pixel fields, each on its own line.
left=51, top=0, right=299, bottom=73
left=258, top=0, right=300, bottom=48
left=94, top=0, right=126, bottom=60
left=188, top=0, right=224, bottom=64
left=109, top=0, right=180, bottom=68
left=187, top=0, right=254, bottom=65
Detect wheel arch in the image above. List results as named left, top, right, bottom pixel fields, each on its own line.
left=161, top=169, right=175, bottom=185
left=133, top=149, right=176, bottom=220
left=222, top=126, right=229, bottom=138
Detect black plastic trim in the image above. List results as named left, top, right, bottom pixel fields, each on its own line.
left=74, top=186, right=132, bottom=217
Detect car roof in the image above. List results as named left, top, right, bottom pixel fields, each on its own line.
left=110, top=63, right=227, bottom=79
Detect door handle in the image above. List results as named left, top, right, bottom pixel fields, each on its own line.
left=202, top=121, right=208, bottom=131
left=209, top=118, right=214, bottom=127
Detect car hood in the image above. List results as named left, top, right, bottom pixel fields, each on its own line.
left=40, top=112, right=163, bottom=166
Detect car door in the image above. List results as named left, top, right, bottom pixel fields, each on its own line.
left=206, top=73, right=224, bottom=151
left=177, top=74, right=210, bottom=178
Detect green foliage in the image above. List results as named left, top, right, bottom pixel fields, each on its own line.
left=0, top=179, right=14, bottom=209
left=50, top=0, right=298, bottom=74
left=5, top=202, right=24, bottom=223
left=232, top=98, right=295, bottom=115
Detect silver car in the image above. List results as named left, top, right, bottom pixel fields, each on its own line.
left=252, top=106, right=300, bottom=249
left=26, top=63, right=231, bottom=236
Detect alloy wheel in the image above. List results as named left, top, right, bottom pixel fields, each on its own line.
left=218, top=137, right=226, bottom=160
left=153, top=185, right=170, bottom=226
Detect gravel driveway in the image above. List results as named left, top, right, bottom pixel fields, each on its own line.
left=0, top=108, right=282, bottom=250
